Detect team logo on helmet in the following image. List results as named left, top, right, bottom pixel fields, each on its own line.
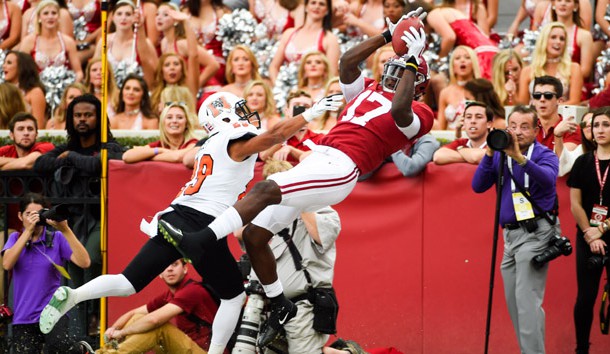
left=198, top=92, right=260, bottom=134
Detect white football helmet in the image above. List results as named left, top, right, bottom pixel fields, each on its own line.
left=198, top=92, right=260, bottom=133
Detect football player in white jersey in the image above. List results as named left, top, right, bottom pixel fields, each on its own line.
left=38, top=92, right=343, bottom=354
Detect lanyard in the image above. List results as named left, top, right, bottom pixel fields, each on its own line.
left=595, top=151, right=610, bottom=204
left=508, top=143, right=534, bottom=193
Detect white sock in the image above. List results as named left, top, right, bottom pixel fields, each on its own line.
left=208, top=207, right=243, bottom=240
left=208, top=292, right=246, bottom=354
left=74, top=274, right=136, bottom=303
left=262, top=279, right=283, bottom=298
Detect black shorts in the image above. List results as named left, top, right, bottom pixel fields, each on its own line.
left=122, top=204, right=244, bottom=299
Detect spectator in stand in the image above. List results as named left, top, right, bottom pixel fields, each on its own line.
left=440, top=0, right=490, bottom=35
left=0, top=113, right=54, bottom=171
left=47, top=82, right=87, bottom=130
left=436, top=45, right=481, bottom=130
left=94, top=0, right=158, bottom=89
left=268, top=0, right=340, bottom=84
left=298, top=51, right=331, bottom=102
left=589, top=82, right=610, bottom=109
left=156, top=2, right=219, bottom=94
left=517, top=22, right=583, bottom=105
left=85, top=57, right=119, bottom=119
left=550, top=0, right=594, bottom=81
left=532, top=0, right=592, bottom=34
left=220, top=44, right=261, bottom=98
left=558, top=110, right=594, bottom=176
left=593, top=0, right=610, bottom=59
left=2, top=192, right=90, bottom=353
left=21, top=0, right=72, bottom=42
left=310, top=77, right=345, bottom=132
left=185, top=0, right=231, bottom=91
left=19, top=0, right=83, bottom=82
left=122, top=101, right=198, bottom=164
left=138, top=0, right=160, bottom=50
left=381, top=0, right=407, bottom=27
left=110, top=74, right=158, bottom=130
left=390, top=134, right=439, bottom=177
left=67, top=0, right=101, bottom=65
left=97, top=259, right=218, bottom=353
left=2, top=50, right=47, bottom=127
left=568, top=108, right=610, bottom=354
left=150, top=53, right=195, bottom=113
left=491, top=49, right=524, bottom=106
left=259, top=90, right=324, bottom=163
left=530, top=75, right=581, bottom=157
left=33, top=94, right=124, bottom=338
left=423, top=1, right=498, bottom=79
left=156, top=85, right=197, bottom=118
left=433, top=101, right=491, bottom=165
left=371, top=45, right=395, bottom=82
left=508, top=0, right=547, bottom=37
left=343, top=0, right=384, bottom=39
left=0, top=82, right=27, bottom=129
left=249, top=0, right=298, bottom=41
left=464, top=78, right=506, bottom=129
left=244, top=80, right=280, bottom=131
left=0, top=0, right=22, bottom=50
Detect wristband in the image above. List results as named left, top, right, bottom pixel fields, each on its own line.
left=381, top=30, right=392, bottom=43
left=154, top=147, right=159, bottom=155
left=405, top=62, right=418, bottom=73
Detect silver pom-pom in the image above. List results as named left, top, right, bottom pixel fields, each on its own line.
left=519, top=29, right=539, bottom=64
left=0, top=50, right=8, bottom=82
left=497, top=33, right=521, bottom=50
left=272, top=61, right=299, bottom=112
left=73, top=16, right=89, bottom=42
left=593, top=48, right=610, bottom=95
left=252, top=38, right=278, bottom=79
left=422, top=33, right=448, bottom=75
left=113, top=61, right=143, bottom=89
left=40, top=66, right=76, bottom=111
left=216, top=9, right=258, bottom=57
left=333, top=29, right=366, bottom=57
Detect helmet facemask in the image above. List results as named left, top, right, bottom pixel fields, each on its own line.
left=381, top=56, right=429, bottom=98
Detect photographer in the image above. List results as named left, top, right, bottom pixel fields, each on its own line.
left=568, top=107, right=610, bottom=354
left=1, top=193, right=90, bottom=353
left=472, top=105, right=560, bottom=354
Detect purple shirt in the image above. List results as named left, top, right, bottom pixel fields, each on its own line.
left=471, top=141, right=559, bottom=226
left=2, top=229, right=72, bottom=324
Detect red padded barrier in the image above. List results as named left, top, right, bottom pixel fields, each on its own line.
left=108, top=160, right=610, bottom=353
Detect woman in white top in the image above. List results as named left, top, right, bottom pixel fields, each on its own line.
left=0, top=0, right=21, bottom=50
left=110, top=73, right=158, bottom=130
left=21, top=0, right=72, bottom=43
left=18, top=0, right=83, bottom=81
left=436, top=45, right=481, bottom=130
left=94, top=0, right=157, bottom=89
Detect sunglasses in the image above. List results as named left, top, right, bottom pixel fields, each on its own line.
left=532, top=92, right=557, bottom=100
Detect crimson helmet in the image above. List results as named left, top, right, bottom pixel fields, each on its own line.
left=381, top=55, right=429, bottom=98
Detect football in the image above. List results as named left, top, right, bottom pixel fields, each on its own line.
left=391, top=17, right=425, bottom=56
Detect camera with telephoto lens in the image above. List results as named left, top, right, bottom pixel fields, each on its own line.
left=586, top=247, right=609, bottom=270
left=487, top=129, right=513, bottom=151
left=232, top=280, right=266, bottom=354
left=531, top=235, right=573, bottom=269
left=37, top=204, right=70, bottom=226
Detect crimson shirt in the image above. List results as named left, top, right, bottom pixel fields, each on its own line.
left=146, top=278, right=219, bottom=350
left=0, top=142, right=55, bottom=157
left=286, top=129, right=324, bottom=163
left=536, top=118, right=581, bottom=151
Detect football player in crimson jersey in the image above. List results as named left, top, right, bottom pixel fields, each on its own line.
left=157, top=7, right=435, bottom=348
left=38, top=92, right=343, bottom=354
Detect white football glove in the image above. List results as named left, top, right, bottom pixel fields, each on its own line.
left=385, top=6, right=427, bottom=36
left=401, top=27, right=427, bottom=62
left=302, top=94, right=344, bottom=122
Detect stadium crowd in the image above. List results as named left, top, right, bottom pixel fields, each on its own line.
left=0, top=0, right=610, bottom=353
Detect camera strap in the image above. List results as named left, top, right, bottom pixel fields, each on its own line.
left=278, top=220, right=313, bottom=287
left=508, top=170, right=558, bottom=226
left=601, top=281, right=609, bottom=335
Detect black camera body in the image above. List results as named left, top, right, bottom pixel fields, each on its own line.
left=586, top=248, right=609, bottom=270
left=36, top=204, right=70, bottom=226
left=531, top=235, right=573, bottom=269
left=487, top=129, right=513, bottom=151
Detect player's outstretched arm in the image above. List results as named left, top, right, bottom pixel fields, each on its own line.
left=391, top=25, right=426, bottom=128
left=229, top=95, right=344, bottom=161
